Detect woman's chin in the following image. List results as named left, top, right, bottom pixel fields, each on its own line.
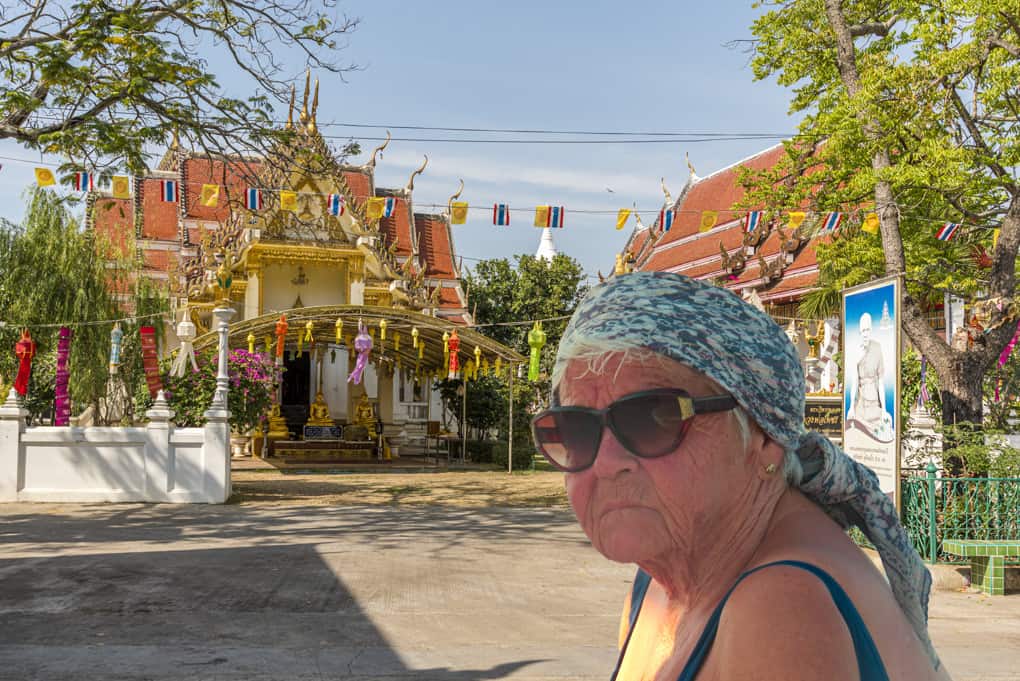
left=592, top=510, right=664, bottom=563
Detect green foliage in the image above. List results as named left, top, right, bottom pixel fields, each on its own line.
left=0, top=0, right=359, bottom=173
left=939, top=424, right=1020, bottom=478
left=491, top=439, right=533, bottom=471
left=435, top=375, right=505, bottom=438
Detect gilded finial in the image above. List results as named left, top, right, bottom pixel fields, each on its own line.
left=406, top=155, right=428, bottom=193
left=633, top=204, right=645, bottom=230
left=299, top=68, right=310, bottom=125
left=447, top=178, right=464, bottom=215
left=286, top=84, right=295, bottom=129
left=661, top=177, right=672, bottom=207
left=367, top=130, right=391, bottom=168
left=686, top=152, right=698, bottom=180
left=308, top=78, right=319, bottom=133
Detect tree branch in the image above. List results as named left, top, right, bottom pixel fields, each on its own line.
left=848, top=13, right=900, bottom=38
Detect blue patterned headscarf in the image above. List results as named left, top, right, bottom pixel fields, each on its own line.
left=553, top=271, right=938, bottom=669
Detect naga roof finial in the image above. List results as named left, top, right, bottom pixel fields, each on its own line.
left=367, top=130, right=391, bottom=168
left=299, top=68, right=310, bottom=125
left=633, top=203, right=645, bottom=230
left=447, top=178, right=464, bottom=215
left=406, top=155, right=428, bottom=193
left=661, top=177, right=673, bottom=207
left=686, top=152, right=698, bottom=181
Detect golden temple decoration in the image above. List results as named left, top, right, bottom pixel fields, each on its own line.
left=335, top=318, right=343, bottom=343
left=307, top=77, right=319, bottom=134
left=447, top=179, right=464, bottom=215
left=379, top=319, right=387, bottom=340
left=286, top=84, right=295, bottom=130
left=394, top=331, right=400, bottom=352
left=299, top=68, right=310, bottom=125
left=411, top=326, right=419, bottom=348
left=247, top=332, right=255, bottom=353
left=367, top=130, right=391, bottom=169
left=307, top=391, right=333, bottom=426
left=661, top=177, right=673, bottom=206
left=406, top=155, right=429, bottom=193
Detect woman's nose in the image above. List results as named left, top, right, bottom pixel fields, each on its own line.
left=590, top=426, right=637, bottom=479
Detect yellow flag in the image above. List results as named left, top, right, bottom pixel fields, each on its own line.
left=862, top=212, right=880, bottom=234
left=279, top=190, right=298, bottom=212
left=699, top=210, right=718, bottom=232
left=111, top=175, right=131, bottom=199
left=993, top=228, right=1001, bottom=249
left=787, top=211, right=806, bottom=230
left=200, top=183, right=219, bottom=208
left=616, top=209, right=631, bottom=230
left=450, top=201, right=468, bottom=225
left=34, top=168, right=56, bottom=187
left=365, top=197, right=386, bottom=219
left=534, top=205, right=550, bottom=227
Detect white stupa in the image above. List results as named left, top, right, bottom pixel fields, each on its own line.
left=535, top=227, right=558, bottom=261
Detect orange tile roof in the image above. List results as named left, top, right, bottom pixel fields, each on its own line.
left=342, top=169, right=372, bottom=204
left=182, top=157, right=256, bottom=221
left=415, top=214, right=456, bottom=278
left=140, top=178, right=179, bottom=240
left=378, top=195, right=415, bottom=256
left=141, top=249, right=177, bottom=273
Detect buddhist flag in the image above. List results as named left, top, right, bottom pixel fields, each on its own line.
left=34, top=167, right=56, bottom=187
left=699, top=210, right=718, bottom=232
left=111, top=175, right=131, bottom=199
left=659, top=208, right=675, bottom=232
left=936, top=222, right=962, bottom=241
left=450, top=201, right=468, bottom=224
left=822, top=212, right=843, bottom=232
left=534, top=205, right=564, bottom=228
left=246, top=187, right=263, bottom=210
left=787, top=211, right=806, bottom=230
left=74, top=172, right=94, bottom=192
left=743, top=211, right=763, bottom=233
left=862, top=212, right=880, bottom=234
left=493, top=203, right=510, bottom=226
left=280, top=190, right=298, bottom=212
left=365, top=197, right=386, bottom=219
left=327, top=193, right=345, bottom=216
left=200, top=183, right=219, bottom=208
left=616, top=209, right=631, bottom=230
left=383, top=196, right=397, bottom=218
left=160, top=179, right=179, bottom=203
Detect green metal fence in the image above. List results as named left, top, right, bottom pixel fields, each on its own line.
left=901, top=464, right=1020, bottom=563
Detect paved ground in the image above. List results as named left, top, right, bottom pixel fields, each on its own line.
left=0, top=502, right=1018, bottom=680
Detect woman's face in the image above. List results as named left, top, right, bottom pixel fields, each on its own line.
left=558, top=353, right=759, bottom=565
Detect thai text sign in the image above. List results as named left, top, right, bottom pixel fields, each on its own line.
left=804, top=396, right=842, bottom=440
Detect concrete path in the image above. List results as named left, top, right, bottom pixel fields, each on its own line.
left=0, top=503, right=1017, bottom=680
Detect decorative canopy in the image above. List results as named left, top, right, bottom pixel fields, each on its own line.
left=192, top=305, right=525, bottom=370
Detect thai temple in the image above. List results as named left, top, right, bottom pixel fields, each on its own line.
left=90, top=73, right=522, bottom=459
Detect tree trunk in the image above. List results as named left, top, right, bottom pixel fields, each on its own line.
left=939, top=355, right=986, bottom=474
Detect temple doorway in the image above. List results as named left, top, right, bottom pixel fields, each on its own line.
left=281, top=352, right=311, bottom=435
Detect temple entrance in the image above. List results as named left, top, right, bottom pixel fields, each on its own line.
left=280, top=352, right=311, bottom=435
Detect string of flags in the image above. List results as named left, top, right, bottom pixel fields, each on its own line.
left=27, top=166, right=998, bottom=242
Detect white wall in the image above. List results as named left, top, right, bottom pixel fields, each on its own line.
left=261, top=262, right=347, bottom=313
left=0, top=390, right=230, bottom=504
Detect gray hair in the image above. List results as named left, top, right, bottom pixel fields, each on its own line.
left=553, top=342, right=803, bottom=486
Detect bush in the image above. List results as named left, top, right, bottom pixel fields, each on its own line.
left=492, top=439, right=534, bottom=471
left=466, top=439, right=500, bottom=463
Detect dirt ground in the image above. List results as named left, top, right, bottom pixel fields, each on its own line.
left=230, top=469, right=570, bottom=507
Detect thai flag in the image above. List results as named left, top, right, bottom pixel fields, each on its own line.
left=160, top=179, right=179, bottom=203
left=546, top=206, right=564, bottom=228
left=327, top=193, right=345, bottom=216
left=246, top=188, right=263, bottom=210
left=744, top=211, right=763, bottom=233
left=74, top=172, right=94, bottom=192
left=822, top=212, right=843, bottom=232
left=936, top=222, right=961, bottom=241
left=659, top=209, right=675, bottom=232
left=383, top=197, right=397, bottom=218
left=493, top=203, right=510, bottom=226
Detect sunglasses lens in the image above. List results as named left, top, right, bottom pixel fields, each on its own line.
left=532, top=411, right=601, bottom=471
left=610, top=392, right=691, bottom=457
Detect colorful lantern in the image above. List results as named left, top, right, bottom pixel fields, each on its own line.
left=528, top=321, right=546, bottom=382
left=412, top=326, right=419, bottom=348
left=247, top=332, right=256, bottom=354
left=447, top=329, right=461, bottom=379
left=379, top=319, right=388, bottom=340
left=347, top=320, right=374, bottom=385
left=54, top=327, right=72, bottom=426
left=394, top=331, right=401, bottom=352
left=14, top=329, right=36, bottom=396
left=171, top=320, right=199, bottom=377
left=335, top=318, right=343, bottom=344
left=442, top=331, right=450, bottom=371
left=109, top=322, right=124, bottom=374
left=274, top=314, right=288, bottom=359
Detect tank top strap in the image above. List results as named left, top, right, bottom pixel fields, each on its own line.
left=609, top=568, right=652, bottom=681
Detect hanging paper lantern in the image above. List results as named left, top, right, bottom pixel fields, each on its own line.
left=54, top=327, right=72, bottom=426
left=394, top=331, right=401, bottom=352
left=473, top=346, right=482, bottom=379
left=494, top=357, right=502, bottom=377
left=335, top=318, right=344, bottom=344
left=275, top=314, right=288, bottom=359
left=447, top=329, right=461, bottom=379
left=527, top=321, right=547, bottom=382
left=442, top=331, right=451, bottom=371
left=170, top=320, right=199, bottom=377
left=482, top=357, right=490, bottom=377
left=247, top=332, right=256, bottom=354
left=304, top=321, right=314, bottom=344
left=418, top=340, right=425, bottom=359
left=14, top=329, right=36, bottom=397
left=347, top=320, right=374, bottom=385
left=109, top=322, right=124, bottom=375
left=264, top=335, right=272, bottom=354
left=379, top=319, right=387, bottom=340
left=412, top=326, right=419, bottom=348
left=466, top=360, right=476, bottom=381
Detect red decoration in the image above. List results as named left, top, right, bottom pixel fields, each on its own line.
left=14, top=329, right=36, bottom=396
left=140, top=326, right=164, bottom=398
left=275, top=314, right=288, bottom=359
left=447, top=329, right=461, bottom=379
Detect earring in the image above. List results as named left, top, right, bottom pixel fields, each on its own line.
left=763, top=463, right=777, bottom=475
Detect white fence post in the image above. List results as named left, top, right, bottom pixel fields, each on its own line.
left=0, top=389, right=27, bottom=501
left=145, top=390, right=175, bottom=501
left=203, top=306, right=235, bottom=502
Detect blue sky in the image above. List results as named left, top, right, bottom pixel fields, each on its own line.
left=0, top=0, right=798, bottom=280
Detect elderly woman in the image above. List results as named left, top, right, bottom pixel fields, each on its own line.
left=532, top=273, right=949, bottom=681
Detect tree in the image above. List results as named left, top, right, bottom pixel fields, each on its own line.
left=745, top=1, right=1020, bottom=436
left=0, top=187, right=165, bottom=423
left=0, top=0, right=358, bottom=175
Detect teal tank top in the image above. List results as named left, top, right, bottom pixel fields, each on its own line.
left=610, top=560, right=889, bottom=681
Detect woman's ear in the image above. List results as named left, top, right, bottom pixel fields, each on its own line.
left=756, top=437, right=786, bottom=481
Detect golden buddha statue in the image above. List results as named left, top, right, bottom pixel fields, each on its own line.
left=307, top=391, right=334, bottom=426
left=353, top=393, right=378, bottom=439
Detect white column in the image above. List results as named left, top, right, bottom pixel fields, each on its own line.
left=144, top=390, right=175, bottom=501
left=0, top=388, right=27, bottom=501
left=203, top=306, right=235, bottom=503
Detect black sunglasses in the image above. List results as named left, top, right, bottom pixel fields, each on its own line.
left=531, top=388, right=737, bottom=473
